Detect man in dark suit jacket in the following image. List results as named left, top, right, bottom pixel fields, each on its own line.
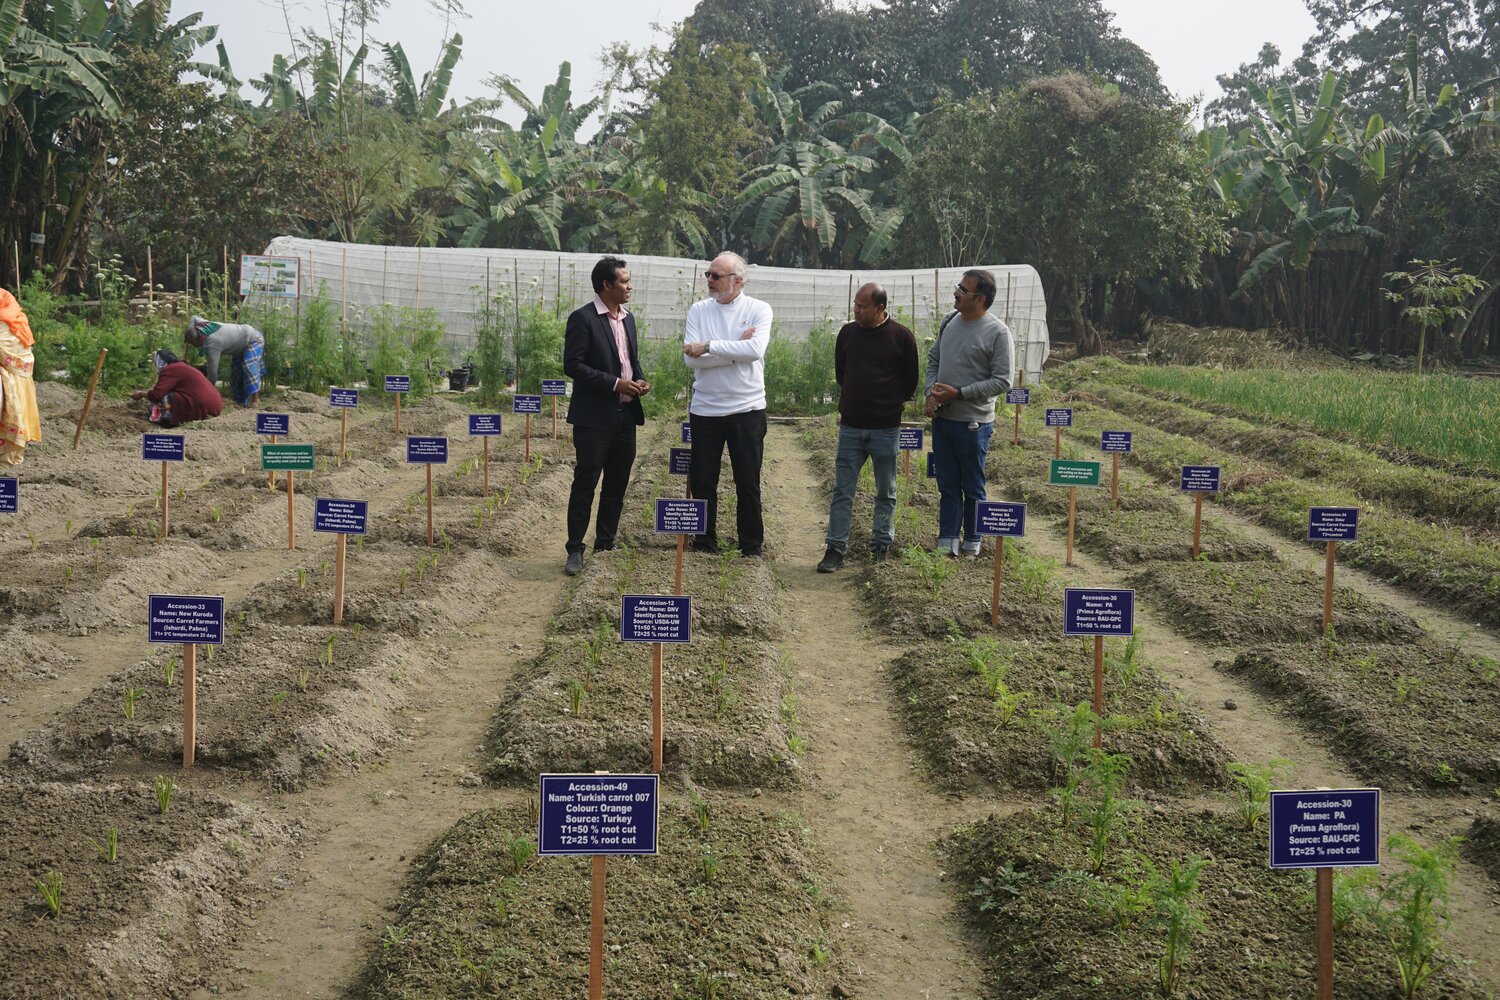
left=562, top=256, right=651, bottom=575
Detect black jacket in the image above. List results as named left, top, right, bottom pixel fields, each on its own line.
left=563, top=301, right=647, bottom=429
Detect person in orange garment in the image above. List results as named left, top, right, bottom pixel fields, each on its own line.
left=0, top=288, right=42, bottom=466
left=130, top=350, right=222, bottom=428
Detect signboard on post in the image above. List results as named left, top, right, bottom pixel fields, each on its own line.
left=1101, top=431, right=1133, bottom=453
left=255, top=413, right=290, bottom=437
left=541, top=380, right=568, bottom=396
left=1064, top=588, right=1136, bottom=636
left=142, top=433, right=186, bottom=462
left=621, top=595, right=692, bottom=644
left=512, top=394, right=543, bottom=414
left=1180, top=465, right=1222, bottom=493
left=260, top=444, right=315, bottom=472
left=976, top=501, right=1026, bottom=627
left=384, top=375, right=410, bottom=393
left=314, top=498, right=368, bottom=535
left=1045, top=408, right=1073, bottom=427
left=926, top=453, right=937, bottom=478
left=681, top=422, right=692, bottom=444
left=1005, top=387, right=1030, bottom=405
left=538, top=774, right=660, bottom=856
left=669, top=448, right=692, bottom=475
left=655, top=499, right=707, bottom=535
left=898, top=427, right=924, bottom=450
left=1048, top=460, right=1102, bottom=488
left=406, top=437, right=449, bottom=464
left=239, top=255, right=300, bottom=298
left=148, top=595, right=225, bottom=646
left=329, top=388, right=359, bottom=408
left=469, top=414, right=502, bottom=436
left=1270, top=789, right=1381, bottom=869
left=0, top=477, right=17, bottom=514
left=1308, top=507, right=1360, bottom=543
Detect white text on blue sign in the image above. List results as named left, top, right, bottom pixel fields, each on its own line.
left=538, top=774, right=659, bottom=856
left=899, top=427, right=924, bottom=450
left=1269, top=789, right=1380, bottom=868
left=0, top=477, right=16, bottom=513
left=469, top=414, right=502, bottom=436
left=669, top=448, right=692, bottom=475
left=314, top=498, right=369, bottom=535
left=1101, top=431, right=1133, bottom=453
left=148, top=595, right=225, bottom=645
left=1308, top=506, right=1360, bottom=543
left=1006, top=387, right=1030, bottom=405
left=142, top=434, right=185, bottom=462
left=512, top=395, right=543, bottom=414
left=255, top=413, right=290, bottom=436
left=621, top=595, right=692, bottom=644
left=975, top=501, right=1026, bottom=538
left=655, top=499, right=707, bottom=534
left=1045, top=408, right=1073, bottom=427
left=541, top=380, right=568, bottom=396
left=384, top=375, right=411, bottom=393
left=1064, top=588, right=1135, bottom=636
left=681, top=422, right=692, bottom=444
left=329, top=388, right=359, bottom=408
left=406, top=437, right=448, bottom=464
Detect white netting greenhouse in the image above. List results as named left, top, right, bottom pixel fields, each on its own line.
left=259, top=238, right=1051, bottom=379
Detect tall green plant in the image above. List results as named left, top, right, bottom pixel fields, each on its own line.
left=1382, top=259, right=1484, bottom=374
left=513, top=303, right=565, bottom=392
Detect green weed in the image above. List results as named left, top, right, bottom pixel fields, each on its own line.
left=153, top=775, right=177, bottom=814
left=35, top=871, right=62, bottom=918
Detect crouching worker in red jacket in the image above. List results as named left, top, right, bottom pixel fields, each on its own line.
left=130, top=350, right=223, bottom=428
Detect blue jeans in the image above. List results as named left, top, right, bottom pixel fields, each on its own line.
left=825, top=425, right=900, bottom=553
left=932, top=417, right=993, bottom=542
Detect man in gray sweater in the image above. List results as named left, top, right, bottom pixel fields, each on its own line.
left=924, top=269, right=1014, bottom=557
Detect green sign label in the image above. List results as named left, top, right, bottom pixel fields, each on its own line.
left=261, top=443, right=316, bottom=471
left=1048, top=459, right=1102, bottom=488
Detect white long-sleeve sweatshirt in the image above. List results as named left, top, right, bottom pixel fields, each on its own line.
left=683, top=292, right=774, bottom=416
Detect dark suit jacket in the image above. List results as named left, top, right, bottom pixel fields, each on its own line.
left=564, top=301, right=647, bottom=429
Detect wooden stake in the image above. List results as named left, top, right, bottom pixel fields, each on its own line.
left=182, top=642, right=196, bottom=767
left=590, top=855, right=606, bottom=1000
left=161, top=461, right=170, bottom=541
left=1065, top=486, right=1077, bottom=566
left=675, top=534, right=685, bottom=596
left=1322, top=541, right=1336, bottom=633
left=552, top=396, right=558, bottom=439
left=1054, top=425, right=1061, bottom=459
left=72, top=347, right=108, bottom=449
left=395, top=392, right=401, bottom=434
left=524, top=413, right=532, bottom=463
left=903, top=448, right=911, bottom=490
left=340, top=408, right=348, bottom=464
left=1191, top=492, right=1204, bottom=559
left=1111, top=453, right=1120, bottom=511
left=1013, top=399, right=1022, bottom=446
left=286, top=470, right=296, bottom=550
left=426, top=463, right=435, bottom=546
left=482, top=437, right=490, bottom=497
left=332, top=533, right=347, bottom=624
left=991, top=537, right=1004, bottom=627
left=1316, top=866, right=1334, bottom=1000
left=651, top=642, right=664, bottom=773
left=267, top=434, right=278, bottom=490
left=1092, top=636, right=1104, bottom=749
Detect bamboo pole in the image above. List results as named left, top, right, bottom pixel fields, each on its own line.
left=287, top=470, right=296, bottom=550
left=1191, top=492, right=1204, bottom=558
left=1322, top=541, right=1336, bottom=632
left=333, top=534, right=347, bottom=624
left=590, top=856, right=606, bottom=1000
left=72, top=348, right=108, bottom=449
left=182, top=643, right=197, bottom=767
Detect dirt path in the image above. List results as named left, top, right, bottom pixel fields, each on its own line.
left=188, top=494, right=570, bottom=999
left=764, top=426, right=989, bottom=999
left=1021, top=511, right=1500, bottom=986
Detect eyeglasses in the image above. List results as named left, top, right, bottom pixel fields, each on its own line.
left=705, top=270, right=739, bottom=280
left=954, top=284, right=978, bottom=296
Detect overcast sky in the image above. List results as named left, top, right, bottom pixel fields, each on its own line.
left=181, top=0, right=1316, bottom=123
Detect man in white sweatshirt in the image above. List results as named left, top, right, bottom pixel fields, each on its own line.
left=682, top=252, right=774, bottom=556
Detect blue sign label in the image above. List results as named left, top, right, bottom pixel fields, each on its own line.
left=681, top=422, right=692, bottom=444
left=1180, top=465, right=1222, bottom=493
left=148, top=594, right=225, bottom=645
left=926, top=453, right=937, bottom=478
left=1308, top=506, right=1360, bottom=543
left=541, top=379, right=568, bottom=396
left=142, top=433, right=185, bottom=462
left=0, top=477, right=16, bottom=514
left=406, top=436, right=448, bottom=464
left=512, top=394, right=543, bottom=414
left=975, top=501, right=1026, bottom=538
left=655, top=498, right=707, bottom=534
left=1045, top=408, right=1073, bottom=427
left=255, top=413, right=290, bottom=436
left=621, top=595, right=691, bottom=644
left=1101, top=430, right=1133, bottom=453
left=669, top=447, right=692, bottom=475
left=899, top=427, right=924, bottom=450
left=538, top=774, right=660, bottom=856
left=1006, top=387, right=1030, bottom=405
left=329, top=387, right=359, bottom=408
left=384, top=375, right=411, bottom=393
left=469, top=414, right=502, bottom=436
left=1063, top=588, right=1135, bottom=636
left=313, top=498, right=368, bottom=535
left=1270, top=789, right=1381, bottom=869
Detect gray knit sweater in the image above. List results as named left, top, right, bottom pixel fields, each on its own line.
left=923, top=311, right=1014, bottom=423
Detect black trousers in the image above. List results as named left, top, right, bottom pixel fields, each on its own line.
left=567, top=409, right=637, bottom=554
left=689, top=409, right=767, bottom=549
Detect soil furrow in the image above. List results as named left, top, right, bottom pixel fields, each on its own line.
left=765, top=425, right=988, bottom=999
left=186, top=491, right=570, bottom=999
